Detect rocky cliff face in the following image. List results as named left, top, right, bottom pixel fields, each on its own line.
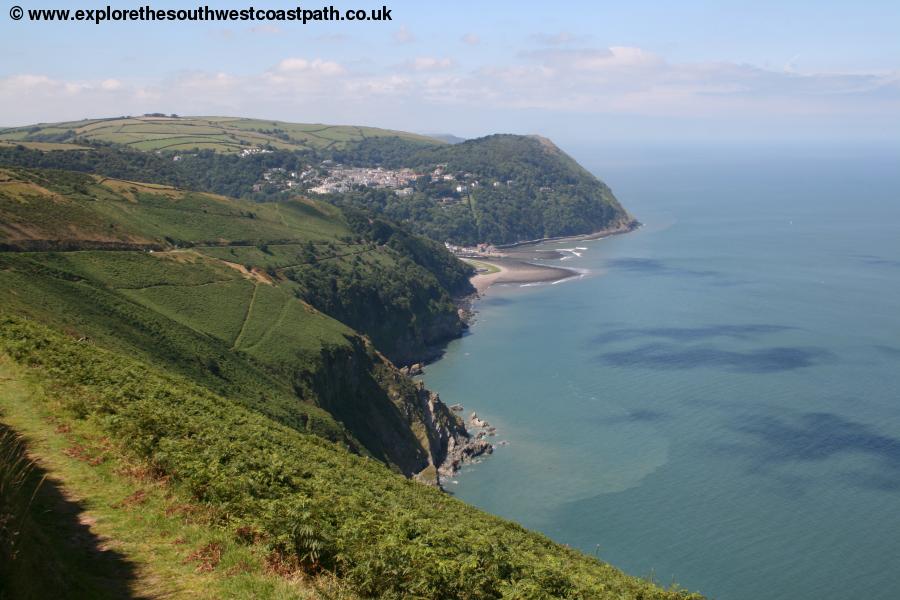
left=387, top=310, right=467, bottom=366
left=298, top=335, right=489, bottom=481
left=413, top=384, right=492, bottom=486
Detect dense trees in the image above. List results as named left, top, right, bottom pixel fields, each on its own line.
left=327, top=135, right=632, bottom=244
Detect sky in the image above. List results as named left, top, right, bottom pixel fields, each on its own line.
left=2, top=0, right=899, bottom=145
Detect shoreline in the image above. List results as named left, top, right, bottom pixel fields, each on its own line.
left=461, top=219, right=639, bottom=295
left=493, top=219, right=640, bottom=250
left=465, top=257, right=578, bottom=295
left=462, top=221, right=639, bottom=296
left=433, top=221, right=639, bottom=483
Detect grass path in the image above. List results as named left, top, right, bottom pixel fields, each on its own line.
left=232, top=283, right=259, bottom=350
left=114, top=279, right=233, bottom=291
left=243, top=292, right=290, bottom=354
left=274, top=204, right=289, bottom=227
left=0, top=355, right=323, bottom=600
left=276, top=247, right=375, bottom=272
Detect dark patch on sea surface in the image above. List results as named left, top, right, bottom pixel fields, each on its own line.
left=596, top=343, right=831, bottom=373
left=856, top=254, right=900, bottom=269
left=605, top=257, right=747, bottom=287
left=606, top=257, right=720, bottom=278
left=590, top=324, right=794, bottom=346
left=600, top=409, right=670, bottom=425
left=874, top=344, right=900, bottom=358
left=722, top=412, right=900, bottom=492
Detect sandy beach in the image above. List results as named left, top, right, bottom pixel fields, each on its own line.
left=466, top=257, right=578, bottom=294
left=462, top=221, right=640, bottom=294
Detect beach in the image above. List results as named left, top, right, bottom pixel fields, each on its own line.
left=463, top=221, right=639, bottom=294
left=465, top=257, right=578, bottom=294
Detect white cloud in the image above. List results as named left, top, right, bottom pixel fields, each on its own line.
left=392, top=25, right=416, bottom=44
left=168, top=71, right=239, bottom=92
left=100, top=79, right=123, bottom=91
left=274, top=58, right=345, bottom=76
left=409, top=57, right=454, bottom=71
left=1, top=47, right=898, bottom=140
left=4, top=74, right=54, bottom=89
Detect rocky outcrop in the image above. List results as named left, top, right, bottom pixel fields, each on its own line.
left=293, top=320, right=493, bottom=487
left=299, top=338, right=434, bottom=476
left=412, top=387, right=493, bottom=487
left=399, top=363, right=424, bottom=377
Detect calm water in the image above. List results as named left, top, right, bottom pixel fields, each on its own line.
left=423, top=146, right=900, bottom=600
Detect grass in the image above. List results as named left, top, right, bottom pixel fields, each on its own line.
left=39, top=251, right=236, bottom=289
left=0, top=167, right=473, bottom=468
left=0, top=316, right=702, bottom=600
left=0, top=168, right=350, bottom=248
left=123, top=279, right=256, bottom=344
left=0, top=356, right=352, bottom=600
left=0, top=141, right=90, bottom=151
left=0, top=164, right=471, bottom=367
left=0, top=252, right=352, bottom=446
left=0, top=116, right=443, bottom=154
left=463, top=258, right=502, bottom=274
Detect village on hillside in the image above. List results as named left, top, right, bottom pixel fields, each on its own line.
left=229, top=151, right=521, bottom=202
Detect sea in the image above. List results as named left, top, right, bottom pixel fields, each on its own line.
left=422, top=143, right=900, bottom=600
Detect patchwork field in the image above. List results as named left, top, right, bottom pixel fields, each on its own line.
left=0, top=116, right=442, bottom=154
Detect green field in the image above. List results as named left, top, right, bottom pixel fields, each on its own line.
left=0, top=357, right=325, bottom=600
left=464, top=258, right=502, bottom=274
left=0, top=116, right=443, bottom=154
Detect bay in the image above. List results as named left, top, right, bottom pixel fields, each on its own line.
left=423, top=144, right=900, bottom=600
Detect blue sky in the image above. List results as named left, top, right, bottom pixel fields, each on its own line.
left=2, top=0, right=899, bottom=144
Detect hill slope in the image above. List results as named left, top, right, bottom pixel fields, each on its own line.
left=328, top=133, right=636, bottom=244
left=0, top=167, right=476, bottom=477
left=0, top=167, right=472, bottom=364
left=0, top=115, right=442, bottom=154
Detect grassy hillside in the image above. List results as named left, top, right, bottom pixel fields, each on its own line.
left=0, top=167, right=471, bottom=364
left=0, top=116, right=441, bottom=154
left=0, top=378, right=327, bottom=600
left=0, top=316, right=701, bottom=600
left=0, top=167, right=478, bottom=473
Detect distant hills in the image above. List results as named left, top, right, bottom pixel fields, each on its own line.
left=0, top=116, right=634, bottom=245
left=424, top=133, right=467, bottom=144
left=0, top=115, right=441, bottom=154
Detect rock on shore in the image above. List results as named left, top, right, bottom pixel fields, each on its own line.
left=413, top=387, right=493, bottom=487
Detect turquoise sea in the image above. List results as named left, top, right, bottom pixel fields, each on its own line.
left=423, top=145, right=900, bottom=600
